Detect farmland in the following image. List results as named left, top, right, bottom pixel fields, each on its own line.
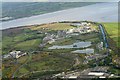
left=30, top=23, right=74, bottom=30
left=103, top=23, right=119, bottom=47
left=103, top=23, right=120, bottom=74
left=2, top=21, right=120, bottom=78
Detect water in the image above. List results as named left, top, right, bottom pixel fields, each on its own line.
left=72, top=48, right=94, bottom=54
left=1, top=2, right=118, bottom=30
left=48, top=41, right=91, bottom=49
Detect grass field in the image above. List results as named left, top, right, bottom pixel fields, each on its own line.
left=3, top=21, right=117, bottom=78
left=30, top=23, right=74, bottom=30
left=103, top=23, right=119, bottom=47
left=2, top=29, right=44, bottom=54
left=16, top=52, right=76, bottom=76
left=15, top=39, right=41, bottom=51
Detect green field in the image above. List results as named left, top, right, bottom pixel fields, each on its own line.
left=15, top=39, right=41, bottom=51
left=15, top=52, right=76, bottom=77
left=30, top=23, right=74, bottom=30
left=2, top=22, right=77, bottom=77
left=2, top=23, right=74, bottom=55
left=103, top=23, right=119, bottom=47
left=2, top=30, right=44, bottom=54
left=3, top=22, right=119, bottom=78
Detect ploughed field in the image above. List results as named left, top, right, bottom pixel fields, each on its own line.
left=2, top=21, right=119, bottom=78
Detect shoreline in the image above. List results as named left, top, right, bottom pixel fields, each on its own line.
left=1, top=2, right=118, bottom=30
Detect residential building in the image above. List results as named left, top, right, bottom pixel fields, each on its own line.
left=9, top=51, right=27, bottom=59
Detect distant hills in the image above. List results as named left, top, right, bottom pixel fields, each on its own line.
left=2, top=2, right=97, bottom=21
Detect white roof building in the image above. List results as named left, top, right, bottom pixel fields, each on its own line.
left=88, top=72, right=104, bottom=76
left=81, top=22, right=88, bottom=26
left=71, top=23, right=82, bottom=27
left=68, top=76, right=77, bottom=79
left=3, top=54, right=11, bottom=59
left=99, top=76, right=106, bottom=78
left=10, top=51, right=27, bottom=59
left=48, top=39, right=55, bottom=44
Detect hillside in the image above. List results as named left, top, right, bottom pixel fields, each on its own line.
left=2, top=2, right=97, bottom=21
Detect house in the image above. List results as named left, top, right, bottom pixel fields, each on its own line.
left=70, top=23, right=82, bottom=27
left=57, top=30, right=66, bottom=37
left=99, top=76, right=106, bottom=78
left=48, top=39, right=55, bottom=44
left=39, top=43, right=46, bottom=48
left=43, top=34, right=55, bottom=42
left=87, top=23, right=91, bottom=26
left=3, top=54, right=11, bottom=59
left=81, top=22, right=92, bottom=27
left=97, top=42, right=103, bottom=50
left=9, top=51, right=27, bottom=59
left=66, top=28, right=74, bottom=34
left=68, top=76, right=77, bottom=79
left=67, top=24, right=92, bottom=34
left=81, top=22, right=88, bottom=26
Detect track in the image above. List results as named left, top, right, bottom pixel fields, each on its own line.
left=12, top=52, right=32, bottom=78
